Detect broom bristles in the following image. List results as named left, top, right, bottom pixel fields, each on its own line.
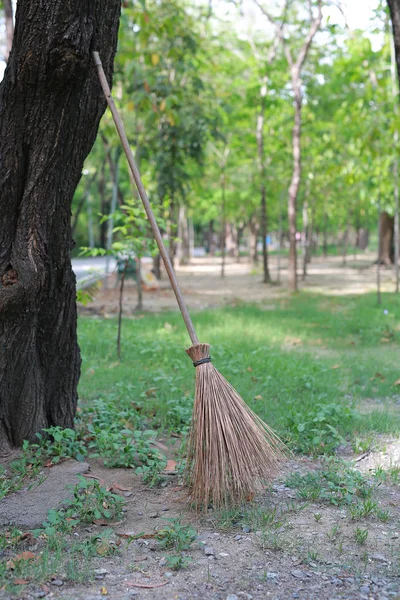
left=185, top=343, right=287, bottom=510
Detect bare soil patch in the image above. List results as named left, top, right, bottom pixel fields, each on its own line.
left=79, top=254, right=397, bottom=316
left=1, top=453, right=399, bottom=600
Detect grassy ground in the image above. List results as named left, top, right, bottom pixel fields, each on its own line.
left=79, top=292, right=400, bottom=455
left=1, top=291, right=400, bottom=597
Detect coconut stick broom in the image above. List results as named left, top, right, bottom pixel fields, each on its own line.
left=93, top=52, right=287, bottom=509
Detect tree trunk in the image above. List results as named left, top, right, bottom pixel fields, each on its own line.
left=99, top=161, right=108, bottom=249
left=177, top=204, right=190, bottom=266
left=168, top=199, right=177, bottom=269
left=287, top=86, right=302, bottom=291
left=377, top=209, right=382, bottom=305
left=221, top=173, right=226, bottom=278
left=153, top=254, right=161, bottom=280
left=378, top=212, right=394, bottom=265
left=249, top=215, right=259, bottom=265
left=0, top=0, right=120, bottom=450
left=136, top=258, right=143, bottom=311
left=188, top=218, right=195, bottom=262
left=256, top=74, right=271, bottom=284
left=208, top=220, right=216, bottom=256
left=3, top=0, right=14, bottom=62
left=260, top=184, right=271, bottom=283
left=323, top=209, right=328, bottom=257
left=342, top=227, right=349, bottom=266
left=388, top=0, right=400, bottom=84
left=390, top=19, right=400, bottom=292
left=302, top=201, right=308, bottom=280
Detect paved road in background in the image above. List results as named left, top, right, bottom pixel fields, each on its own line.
left=72, top=248, right=206, bottom=286
left=72, top=257, right=117, bottom=284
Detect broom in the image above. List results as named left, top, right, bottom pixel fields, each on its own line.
left=93, top=52, right=287, bottom=509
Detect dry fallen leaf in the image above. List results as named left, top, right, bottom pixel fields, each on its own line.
left=112, top=483, right=133, bottom=492
left=393, top=379, right=400, bottom=386
left=254, top=395, right=263, bottom=401
left=127, top=581, right=169, bottom=589
left=100, top=587, right=108, bottom=595
left=331, top=364, right=341, bottom=369
left=380, top=337, right=391, bottom=343
left=164, top=460, right=177, bottom=472
left=93, top=519, right=108, bottom=526
left=7, top=551, right=36, bottom=570
left=13, top=579, right=29, bottom=585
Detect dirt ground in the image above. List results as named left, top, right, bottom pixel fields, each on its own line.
left=79, top=254, right=398, bottom=316
left=1, top=444, right=399, bottom=600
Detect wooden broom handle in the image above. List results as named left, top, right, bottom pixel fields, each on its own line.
left=93, top=52, right=199, bottom=346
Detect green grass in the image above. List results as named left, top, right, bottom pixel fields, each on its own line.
left=78, top=292, right=400, bottom=455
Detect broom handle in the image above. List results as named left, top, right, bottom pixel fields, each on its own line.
left=93, top=52, right=199, bottom=346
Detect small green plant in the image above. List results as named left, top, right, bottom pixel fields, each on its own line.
left=88, top=428, right=163, bottom=472
left=352, top=436, right=374, bottom=455
left=313, top=512, right=322, bottom=522
left=349, top=499, right=377, bottom=520
left=63, top=475, right=124, bottom=523
left=165, top=553, right=193, bottom=570
left=373, top=465, right=400, bottom=484
left=285, top=403, right=356, bottom=455
left=354, top=527, right=368, bottom=545
left=35, top=427, right=87, bottom=463
left=215, top=507, right=244, bottom=531
left=286, top=460, right=375, bottom=507
left=327, top=524, right=341, bottom=541
left=375, top=507, right=390, bottom=522
left=156, top=519, right=197, bottom=551
left=307, top=550, right=319, bottom=562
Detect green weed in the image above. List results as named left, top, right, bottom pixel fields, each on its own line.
left=155, top=519, right=197, bottom=551
left=354, top=527, right=369, bottom=545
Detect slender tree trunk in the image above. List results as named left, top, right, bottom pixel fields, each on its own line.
left=176, top=204, right=190, bottom=265
left=87, top=194, right=95, bottom=249
left=188, top=218, right=195, bottom=262
left=105, top=149, right=120, bottom=286
left=342, top=226, right=349, bottom=267
left=168, top=198, right=177, bottom=268
left=208, top=220, right=216, bottom=256
left=377, top=209, right=382, bottom=306
left=117, top=259, right=128, bottom=360
left=0, top=0, right=120, bottom=450
left=302, top=201, right=308, bottom=280
left=249, top=215, right=259, bottom=265
left=153, top=254, right=161, bottom=280
left=323, top=208, right=328, bottom=257
left=256, top=75, right=271, bottom=284
left=390, top=23, right=400, bottom=292
left=136, top=258, right=143, bottom=311
left=3, top=0, right=14, bottom=62
left=395, top=148, right=400, bottom=292
left=277, top=192, right=283, bottom=284
left=99, top=161, right=108, bottom=249
left=221, top=171, right=226, bottom=278
left=287, top=86, right=302, bottom=291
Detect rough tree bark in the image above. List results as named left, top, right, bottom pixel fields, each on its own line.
left=0, top=0, right=121, bottom=451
